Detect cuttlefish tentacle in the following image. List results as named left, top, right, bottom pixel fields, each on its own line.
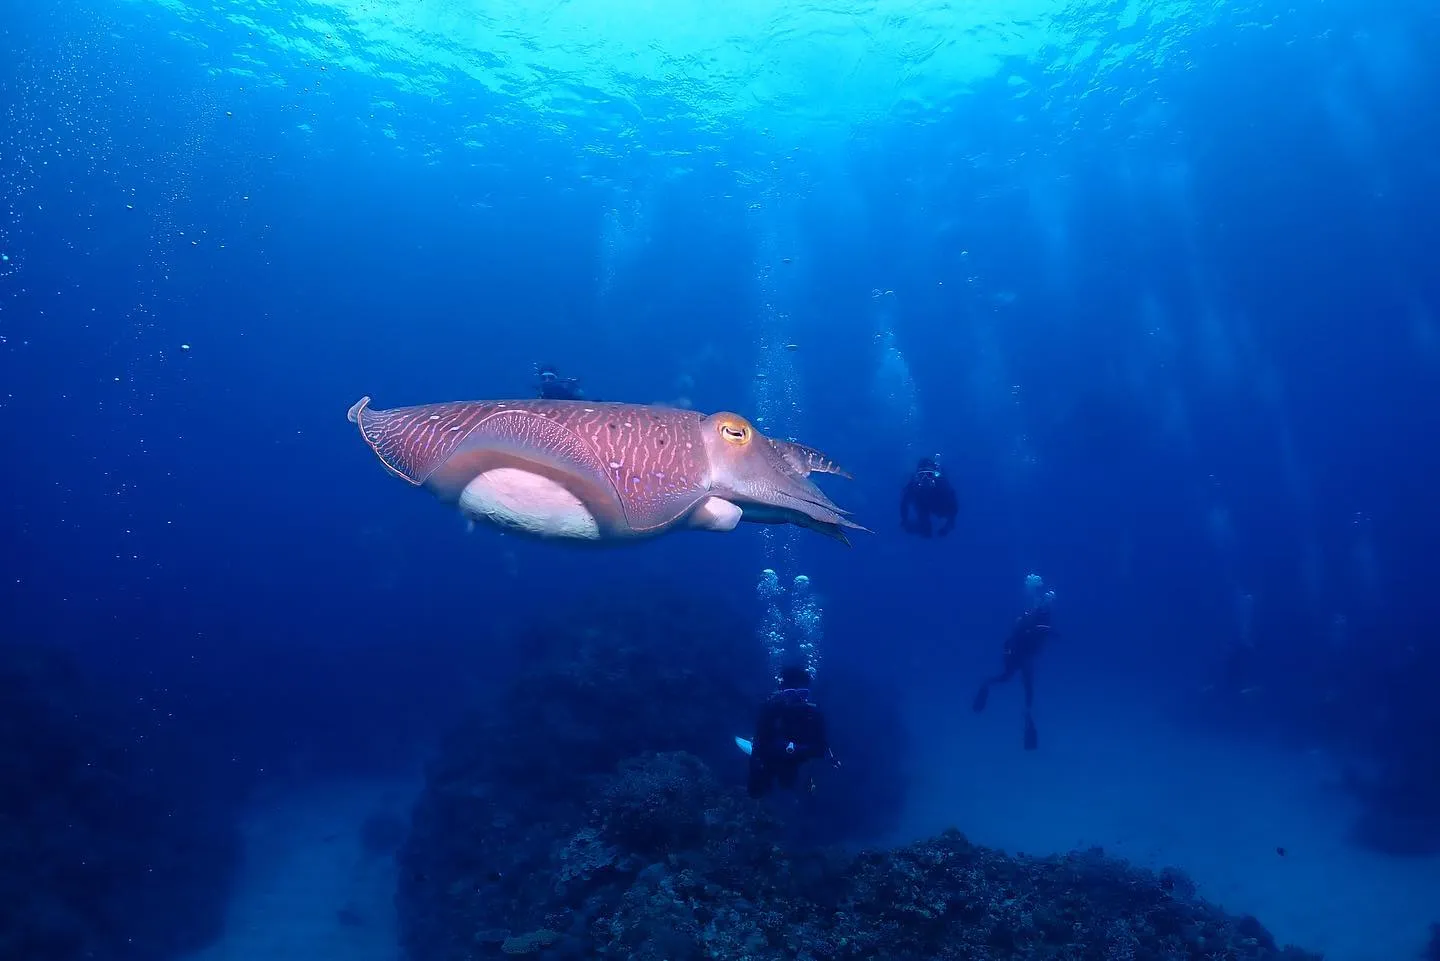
left=755, top=489, right=856, bottom=534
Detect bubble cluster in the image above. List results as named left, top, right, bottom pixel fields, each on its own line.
left=746, top=212, right=826, bottom=680
left=1025, top=572, right=1045, bottom=599
left=597, top=191, right=649, bottom=300
left=756, top=567, right=788, bottom=678
left=789, top=573, right=823, bottom=677
left=1024, top=573, right=1055, bottom=611
left=869, top=297, right=924, bottom=462
left=754, top=567, right=825, bottom=683
left=0, top=4, right=273, bottom=594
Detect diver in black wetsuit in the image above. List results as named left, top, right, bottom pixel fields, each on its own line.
left=536, top=364, right=585, bottom=400
left=973, top=590, right=1055, bottom=750
left=748, top=665, right=839, bottom=798
left=900, top=456, right=957, bottom=537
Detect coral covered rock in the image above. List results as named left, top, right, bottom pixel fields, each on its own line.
left=401, top=744, right=1321, bottom=961
left=596, top=752, right=717, bottom=856
left=396, top=590, right=1317, bottom=961
left=397, top=588, right=909, bottom=960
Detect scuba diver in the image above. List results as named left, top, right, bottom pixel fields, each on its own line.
left=747, top=664, right=839, bottom=798
left=972, top=586, right=1055, bottom=751
left=535, top=363, right=585, bottom=401
left=900, top=455, right=958, bottom=537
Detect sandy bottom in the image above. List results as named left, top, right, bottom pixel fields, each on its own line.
left=899, top=679, right=1440, bottom=961
left=182, top=779, right=417, bottom=961
left=183, top=686, right=1440, bottom=961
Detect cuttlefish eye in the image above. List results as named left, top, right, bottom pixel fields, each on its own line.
left=717, top=417, right=753, bottom=446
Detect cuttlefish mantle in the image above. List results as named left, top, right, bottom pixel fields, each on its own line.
left=346, top=396, right=867, bottom=544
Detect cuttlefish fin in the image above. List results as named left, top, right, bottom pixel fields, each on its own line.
left=347, top=395, right=493, bottom=486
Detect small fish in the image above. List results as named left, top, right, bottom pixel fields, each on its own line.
left=1275, top=846, right=1286, bottom=857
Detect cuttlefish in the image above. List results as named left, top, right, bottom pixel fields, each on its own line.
left=347, top=396, right=867, bottom=544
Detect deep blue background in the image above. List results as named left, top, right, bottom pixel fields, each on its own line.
left=2, top=0, right=1438, bottom=785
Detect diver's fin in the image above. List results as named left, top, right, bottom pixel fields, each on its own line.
left=1023, top=715, right=1038, bottom=751
left=734, top=736, right=753, bottom=756
left=972, top=686, right=989, bottom=713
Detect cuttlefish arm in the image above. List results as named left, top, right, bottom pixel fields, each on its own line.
left=772, top=438, right=855, bottom=481
left=739, top=458, right=867, bottom=545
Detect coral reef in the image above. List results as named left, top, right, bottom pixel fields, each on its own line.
left=0, top=642, right=240, bottom=961
left=500, top=928, right=560, bottom=955
left=402, top=747, right=1320, bottom=961
left=396, top=591, right=1319, bottom=961
left=597, top=752, right=716, bottom=856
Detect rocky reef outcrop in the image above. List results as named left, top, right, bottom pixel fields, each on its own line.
left=396, top=591, right=1318, bottom=961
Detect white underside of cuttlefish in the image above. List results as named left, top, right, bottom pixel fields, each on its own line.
left=457, top=468, right=746, bottom=541
left=346, top=396, right=865, bottom=545
left=458, top=467, right=603, bottom=540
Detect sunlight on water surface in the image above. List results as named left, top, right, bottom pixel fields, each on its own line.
left=143, top=0, right=1225, bottom=142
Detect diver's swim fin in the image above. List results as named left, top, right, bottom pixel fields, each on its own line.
left=1023, top=715, right=1038, bottom=751
left=972, top=685, right=989, bottom=713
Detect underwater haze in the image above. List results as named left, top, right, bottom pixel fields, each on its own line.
left=3, top=0, right=1440, bottom=960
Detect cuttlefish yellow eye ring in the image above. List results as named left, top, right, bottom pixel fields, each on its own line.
left=717, top=416, right=753, bottom=446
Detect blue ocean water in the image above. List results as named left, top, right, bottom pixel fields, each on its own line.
left=3, top=1, right=1439, bottom=959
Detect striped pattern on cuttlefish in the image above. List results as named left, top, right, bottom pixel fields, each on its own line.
left=347, top=396, right=868, bottom=544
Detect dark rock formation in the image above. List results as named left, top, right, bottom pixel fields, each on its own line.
left=396, top=591, right=1317, bottom=961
